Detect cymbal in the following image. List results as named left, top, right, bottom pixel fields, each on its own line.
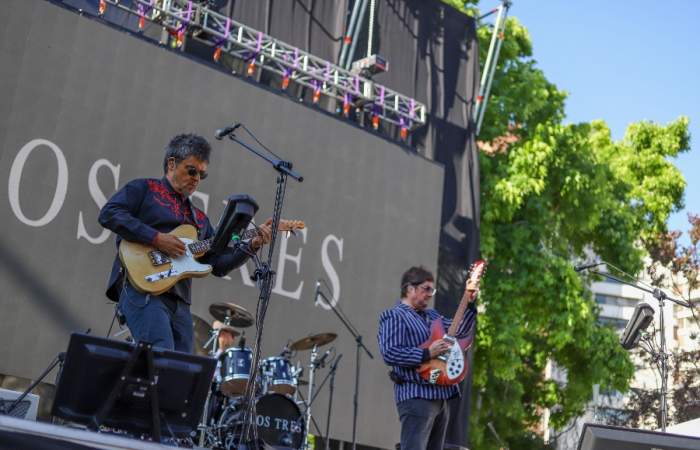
left=192, top=314, right=212, bottom=357
left=212, top=320, right=241, bottom=337
left=290, top=333, right=337, bottom=351
left=209, top=302, right=254, bottom=328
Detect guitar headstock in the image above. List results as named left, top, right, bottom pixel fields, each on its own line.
left=278, top=220, right=305, bottom=232
left=466, top=259, right=487, bottom=291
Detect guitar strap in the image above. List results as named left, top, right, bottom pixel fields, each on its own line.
left=187, top=199, right=203, bottom=240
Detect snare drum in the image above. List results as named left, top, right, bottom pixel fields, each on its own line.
left=219, top=347, right=252, bottom=396
left=260, top=357, right=296, bottom=395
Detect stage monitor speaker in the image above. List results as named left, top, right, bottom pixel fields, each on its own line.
left=578, top=423, right=700, bottom=450
left=0, top=388, right=39, bottom=421
left=52, top=333, right=216, bottom=438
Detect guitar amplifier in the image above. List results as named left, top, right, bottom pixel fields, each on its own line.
left=0, top=388, right=39, bottom=421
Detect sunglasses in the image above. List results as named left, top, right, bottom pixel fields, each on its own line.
left=185, top=165, right=208, bottom=180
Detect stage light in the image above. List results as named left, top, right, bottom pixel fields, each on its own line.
left=620, top=302, right=655, bottom=350
left=247, top=61, right=256, bottom=77
left=213, top=47, right=222, bottom=62
left=343, top=93, right=351, bottom=116
left=137, top=4, right=146, bottom=30
left=282, top=75, right=290, bottom=90
left=400, top=118, right=409, bottom=140
left=312, top=83, right=321, bottom=104
left=98, top=0, right=106, bottom=15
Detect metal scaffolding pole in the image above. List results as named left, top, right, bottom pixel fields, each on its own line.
left=473, top=0, right=511, bottom=136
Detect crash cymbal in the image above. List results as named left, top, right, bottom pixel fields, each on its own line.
left=192, top=314, right=212, bottom=357
left=212, top=320, right=241, bottom=337
left=290, top=333, right=337, bottom=351
left=209, top=302, right=254, bottom=328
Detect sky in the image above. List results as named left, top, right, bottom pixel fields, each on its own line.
left=504, top=1, right=699, bottom=242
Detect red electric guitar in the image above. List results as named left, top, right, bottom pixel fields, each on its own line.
left=417, top=259, right=487, bottom=385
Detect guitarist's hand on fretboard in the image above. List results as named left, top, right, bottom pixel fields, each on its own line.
left=250, top=218, right=273, bottom=251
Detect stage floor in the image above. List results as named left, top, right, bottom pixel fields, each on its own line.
left=0, top=415, right=197, bottom=449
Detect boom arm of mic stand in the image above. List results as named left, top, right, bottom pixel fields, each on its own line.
left=317, top=290, right=374, bottom=359
left=588, top=270, right=690, bottom=308
left=228, top=134, right=304, bottom=182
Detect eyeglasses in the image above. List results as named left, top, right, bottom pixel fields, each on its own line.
left=415, top=284, right=436, bottom=296
left=186, top=165, right=208, bottom=180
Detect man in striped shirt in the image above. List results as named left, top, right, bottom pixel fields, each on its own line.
left=378, top=266, right=478, bottom=450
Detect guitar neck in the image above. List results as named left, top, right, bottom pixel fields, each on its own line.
left=187, top=228, right=260, bottom=255
left=446, top=289, right=475, bottom=337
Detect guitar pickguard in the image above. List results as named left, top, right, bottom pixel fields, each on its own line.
left=444, top=341, right=465, bottom=380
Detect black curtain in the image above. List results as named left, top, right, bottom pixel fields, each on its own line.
left=358, top=1, right=481, bottom=446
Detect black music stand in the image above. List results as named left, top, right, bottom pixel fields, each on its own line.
left=52, top=333, right=216, bottom=441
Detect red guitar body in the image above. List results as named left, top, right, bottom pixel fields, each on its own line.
left=417, top=319, right=474, bottom=385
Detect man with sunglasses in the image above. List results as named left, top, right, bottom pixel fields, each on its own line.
left=99, top=133, right=272, bottom=353
left=378, top=266, right=478, bottom=450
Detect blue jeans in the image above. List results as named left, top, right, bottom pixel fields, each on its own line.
left=396, top=398, right=451, bottom=450
left=118, top=281, right=194, bottom=353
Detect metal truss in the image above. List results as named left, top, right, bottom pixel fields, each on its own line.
left=100, top=0, right=427, bottom=131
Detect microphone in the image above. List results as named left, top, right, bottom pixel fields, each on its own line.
left=215, top=123, right=242, bottom=140
left=316, top=348, right=333, bottom=368
left=314, top=280, right=322, bottom=303
left=574, top=262, right=602, bottom=272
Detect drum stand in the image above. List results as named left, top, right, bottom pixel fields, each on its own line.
left=303, top=345, right=320, bottom=450
left=197, top=322, right=224, bottom=447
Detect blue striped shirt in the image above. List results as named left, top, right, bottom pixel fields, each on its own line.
left=377, top=300, right=476, bottom=404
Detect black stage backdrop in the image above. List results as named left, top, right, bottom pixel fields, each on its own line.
left=0, top=1, right=445, bottom=448
left=351, top=2, right=482, bottom=446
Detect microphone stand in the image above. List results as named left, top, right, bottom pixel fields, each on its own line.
left=325, top=355, right=342, bottom=450
left=220, top=126, right=303, bottom=447
left=1, top=352, right=65, bottom=417
left=317, top=287, right=373, bottom=450
left=585, top=267, right=690, bottom=432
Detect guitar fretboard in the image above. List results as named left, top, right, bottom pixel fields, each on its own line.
left=186, top=228, right=260, bottom=255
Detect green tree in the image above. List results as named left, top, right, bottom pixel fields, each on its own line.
left=440, top=2, right=691, bottom=448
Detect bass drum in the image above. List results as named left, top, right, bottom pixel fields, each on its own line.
left=218, top=393, right=305, bottom=450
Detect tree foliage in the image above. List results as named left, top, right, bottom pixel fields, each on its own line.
left=437, top=3, right=691, bottom=448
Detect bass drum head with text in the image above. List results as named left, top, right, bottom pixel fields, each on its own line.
left=219, top=393, right=304, bottom=450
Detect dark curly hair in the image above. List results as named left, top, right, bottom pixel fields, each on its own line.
left=163, top=133, right=211, bottom=173
left=400, top=266, right=434, bottom=297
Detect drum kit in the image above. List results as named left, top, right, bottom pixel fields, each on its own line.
left=194, top=301, right=337, bottom=450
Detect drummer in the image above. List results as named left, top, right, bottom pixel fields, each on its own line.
left=213, top=320, right=239, bottom=354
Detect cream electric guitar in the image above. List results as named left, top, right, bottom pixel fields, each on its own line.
left=119, top=220, right=305, bottom=295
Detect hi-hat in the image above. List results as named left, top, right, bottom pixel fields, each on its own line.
left=209, top=302, right=254, bottom=328
left=192, top=314, right=212, bottom=357
left=290, top=333, right=337, bottom=351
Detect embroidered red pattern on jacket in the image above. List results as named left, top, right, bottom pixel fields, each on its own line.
left=147, top=179, right=204, bottom=228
